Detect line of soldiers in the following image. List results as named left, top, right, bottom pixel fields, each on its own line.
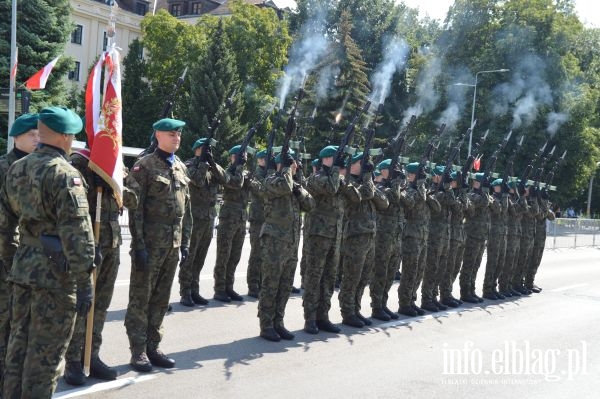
left=0, top=109, right=556, bottom=397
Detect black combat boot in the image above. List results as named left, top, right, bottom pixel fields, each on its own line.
left=226, top=289, right=244, bottom=301
left=494, top=290, right=506, bottom=299
left=528, top=284, right=542, bottom=293
left=64, top=361, right=86, bottom=386
left=440, top=297, right=459, bottom=308
left=191, top=292, right=209, bottom=305
left=411, top=303, right=426, bottom=315
left=247, top=290, right=259, bottom=299
left=420, top=301, right=440, bottom=312
left=482, top=291, right=499, bottom=300
left=383, top=306, right=400, bottom=319
left=433, top=299, right=448, bottom=311
left=516, top=286, right=531, bottom=295
left=371, top=308, right=391, bottom=321
left=260, top=327, right=281, bottom=342
left=180, top=294, right=195, bottom=307
left=460, top=295, right=479, bottom=304
left=342, top=314, right=365, bottom=328
left=147, top=348, right=175, bottom=368
left=274, top=324, right=295, bottom=340
left=316, top=319, right=341, bottom=333
left=90, top=356, right=117, bottom=380
left=398, top=305, right=418, bottom=317
left=130, top=351, right=152, bottom=372
left=304, top=320, right=319, bottom=334
left=214, top=291, right=231, bottom=302
left=291, top=286, right=301, bottom=294
left=356, top=312, right=372, bottom=326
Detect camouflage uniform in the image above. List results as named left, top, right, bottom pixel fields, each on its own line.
left=247, top=165, right=267, bottom=295
left=459, top=189, right=493, bottom=298
left=511, top=195, right=539, bottom=290
left=258, top=167, right=314, bottom=330
left=0, top=144, right=94, bottom=398
left=482, top=191, right=509, bottom=295
left=125, top=150, right=192, bottom=355
left=498, top=193, right=527, bottom=293
left=302, top=165, right=346, bottom=322
left=525, top=196, right=555, bottom=289
left=339, top=173, right=388, bottom=319
left=178, top=156, right=228, bottom=298
left=370, top=178, right=404, bottom=311
left=439, top=188, right=470, bottom=300
left=213, top=164, right=252, bottom=295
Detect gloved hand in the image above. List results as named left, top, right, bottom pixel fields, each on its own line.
left=180, top=247, right=189, bottom=263
left=134, top=249, right=149, bottom=272
left=94, top=245, right=103, bottom=267
left=362, top=162, right=374, bottom=174
left=267, top=156, right=277, bottom=171
left=443, top=172, right=453, bottom=184
left=482, top=177, right=491, bottom=189
left=541, top=189, right=549, bottom=200
left=292, top=182, right=302, bottom=196
left=76, top=281, right=93, bottom=317
left=283, top=152, right=294, bottom=168
left=333, top=155, right=346, bottom=168
left=417, top=167, right=427, bottom=181
left=236, top=152, right=247, bottom=166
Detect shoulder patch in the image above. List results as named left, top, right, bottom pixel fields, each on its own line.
left=73, top=177, right=82, bottom=186
left=133, top=166, right=141, bottom=172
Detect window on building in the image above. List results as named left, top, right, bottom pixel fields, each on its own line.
left=71, top=25, right=83, bottom=45
left=170, top=3, right=182, bottom=16
left=103, top=31, right=108, bottom=51
left=68, top=61, right=81, bottom=81
left=136, top=2, right=148, bottom=16
left=191, top=2, right=202, bottom=14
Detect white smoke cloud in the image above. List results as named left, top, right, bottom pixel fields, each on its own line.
left=369, top=36, right=410, bottom=105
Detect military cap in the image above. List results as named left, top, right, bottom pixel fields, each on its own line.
left=377, top=159, right=392, bottom=170
left=319, top=145, right=338, bottom=158
left=38, top=107, right=82, bottom=135
left=351, top=151, right=363, bottom=164
left=473, top=172, right=485, bottom=182
left=9, top=113, right=39, bottom=137
left=191, top=138, right=208, bottom=151
left=275, top=149, right=295, bottom=164
left=256, top=149, right=267, bottom=159
left=311, top=158, right=319, bottom=167
left=491, top=178, right=503, bottom=187
left=374, top=170, right=381, bottom=177
left=507, top=180, right=518, bottom=189
left=153, top=118, right=185, bottom=131
left=432, top=165, right=445, bottom=176
left=450, top=171, right=458, bottom=180
left=229, top=144, right=243, bottom=155
left=405, top=162, right=419, bottom=174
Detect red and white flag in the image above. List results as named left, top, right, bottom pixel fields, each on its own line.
left=10, top=47, right=18, bottom=83
left=85, top=49, right=124, bottom=207
left=24, top=56, right=60, bottom=90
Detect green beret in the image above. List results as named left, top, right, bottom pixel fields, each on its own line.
left=405, top=162, right=419, bottom=174
left=474, top=172, right=485, bottom=182
left=275, top=149, right=295, bottom=164
left=229, top=144, right=242, bottom=155
left=450, top=171, right=460, bottom=180
left=311, top=158, right=319, bottom=167
left=377, top=159, right=392, bottom=170
left=374, top=170, right=381, bottom=177
left=351, top=151, right=363, bottom=164
left=319, top=145, right=338, bottom=158
left=256, top=149, right=267, bottom=159
left=153, top=118, right=185, bottom=132
left=432, top=165, right=445, bottom=176
left=491, top=178, right=503, bottom=187
left=9, top=113, right=39, bottom=137
left=508, top=180, right=518, bottom=189
left=192, top=138, right=208, bottom=151
left=38, top=107, right=82, bottom=135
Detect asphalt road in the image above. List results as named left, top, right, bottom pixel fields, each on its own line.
left=52, top=235, right=600, bottom=399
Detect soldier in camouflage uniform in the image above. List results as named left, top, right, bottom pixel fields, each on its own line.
left=398, top=162, right=439, bottom=317
left=459, top=173, right=493, bottom=303
left=498, top=181, right=527, bottom=297
left=298, top=159, right=320, bottom=290
left=439, top=172, right=470, bottom=307
left=511, top=184, right=539, bottom=295
left=64, top=150, right=138, bottom=385
left=246, top=149, right=267, bottom=298
left=0, top=107, right=94, bottom=398
left=482, top=179, right=510, bottom=300
left=213, top=144, right=253, bottom=302
left=369, top=159, right=405, bottom=321
left=125, top=118, right=192, bottom=372
left=421, top=166, right=454, bottom=312
left=258, top=150, right=314, bottom=341
left=178, top=138, right=228, bottom=306
left=339, top=152, right=388, bottom=327
left=525, top=189, right=554, bottom=293
left=0, top=113, right=39, bottom=391
left=302, top=146, right=347, bottom=334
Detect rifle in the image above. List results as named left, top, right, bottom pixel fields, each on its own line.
left=417, top=123, right=447, bottom=180
left=333, top=101, right=371, bottom=165
left=440, top=121, right=474, bottom=188
left=481, top=130, right=513, bottom=189
left=201, top=88, right=237, bottom=160
left=139, top=67, right=188, bottom=158
left=542, top=150, right=567, bottom=195
left=460, top=129, right=489, bottom=188
left=280, top=86, right=306, bottom=165
left=501, top=135, right=524, bottom=193
left=518, top=141, right=548, bottom=195
left=236, top=107, right=272, bottom=165
left=388, top=115, right=416, bottom=173
left=360, top=103, right=384, bottom=175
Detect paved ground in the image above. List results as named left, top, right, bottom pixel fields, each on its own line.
left=52, top=235, right=600, bottom=399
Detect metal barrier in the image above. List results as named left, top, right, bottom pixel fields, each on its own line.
left=547, top=218, right=600, bottom=249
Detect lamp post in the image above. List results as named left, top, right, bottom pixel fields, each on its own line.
left=453, top=68, right=510, bottom=156
left=586, top=161, right=600, bottom=218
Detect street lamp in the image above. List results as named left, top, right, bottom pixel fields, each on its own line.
left=453, top=68, right=510, bottom=156
left=586, top=161, right=600, bottom=218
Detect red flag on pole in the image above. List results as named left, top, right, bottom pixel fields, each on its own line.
left=473, top=156, right=481, bottom=172
left=10, top=47, right=18, bottom=83
left=24, top=56, right=60, bottom=90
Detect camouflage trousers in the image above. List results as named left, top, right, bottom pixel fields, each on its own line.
left=0, top=265, right=11, bottom=391
left=214, top=217, right=246, bottom=293
left=257, top=235, right=297, bottom=330
left=2, top=284, right=76, bottom=399
left=179, top=217, right=214, bottom=296
left=525, top=233, right=546, bottom=288
left=398, top=236, right=427, bottom=308
left=370, top=231, right=401, bottom=310
left=439, top=238, right=465, bottom=299
left=459, top=237, right=486, bottom=297
left=246, top=220, right=263, bottom=294
left=339, top=234, right=375, bottom=318
left=421, top=232, right=448, bottom=303
left=511, top=235, right=534, bottom=288
left=483, top=233, right=507, bottom=294
left=498, top=234, right=521, bottom=292
left=302, top=234, right=341, bottom=321
left=66, top=246, right=120, bottom=362
left=125, top=247, right=179, bottom=354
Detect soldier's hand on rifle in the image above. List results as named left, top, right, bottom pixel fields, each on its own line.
left=283, top=152, right=294, bottom=168
left=482, top=177, right=491, bottom=189
left=292, top=182, right=302, bottom=196
left=236, top=152, right=247, bottom=166
left=541, top=189, right=549, bottom=200
left=75, top=278, right=93, bottom=317
left=333, top=155, right=346, bottom=168
left=267, top=156, right=277, bottom=171
left=134, top=248, right=149, bottom=272
left=362, top=161, right=374, bottom=174
left=180, top=247, right=189, bottom=263
left=94, top=245, right=103, bottom=267
left=417, top=167, right=427, bottom=181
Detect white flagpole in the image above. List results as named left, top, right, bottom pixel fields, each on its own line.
left=7, top=0, right=17, bottom=153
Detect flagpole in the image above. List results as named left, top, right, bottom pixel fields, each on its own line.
left=7, top=0, right=18, bottom=153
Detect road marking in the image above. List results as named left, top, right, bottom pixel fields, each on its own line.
left=550, top=283, right=589, bottom=292
left=53, top=375, right=156, bottom=398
